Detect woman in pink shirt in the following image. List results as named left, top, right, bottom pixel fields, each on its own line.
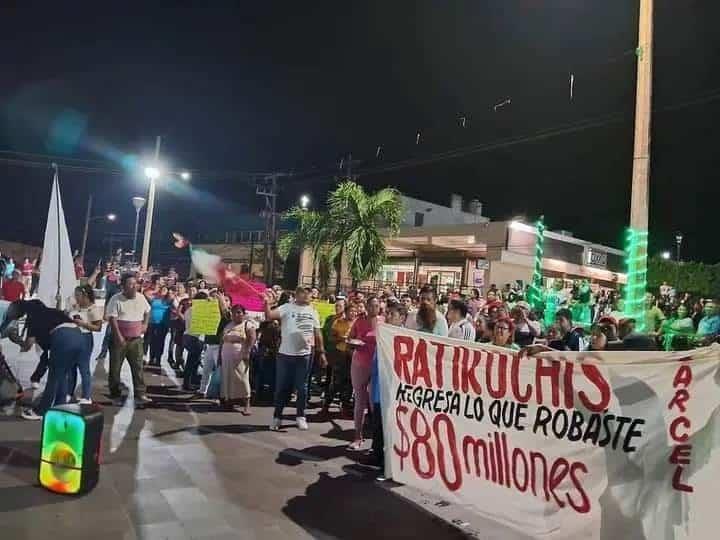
left=347, top=295, right=383, bottom=450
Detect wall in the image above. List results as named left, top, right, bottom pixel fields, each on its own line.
left=487, top=260, right=534, bottom=290
left=400, top=196, right=487, bottom=227
left=0, top=240, right=41, bottom=262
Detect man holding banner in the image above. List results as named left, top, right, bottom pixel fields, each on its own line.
left=377, top=323, right=720, bottom=539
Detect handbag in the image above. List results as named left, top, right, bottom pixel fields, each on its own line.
left=205, top=367, right=222, bottom=399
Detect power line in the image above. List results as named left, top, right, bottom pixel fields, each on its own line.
left=290, top=86, right=720, bottom=185
left=1, top=87, right=719, bottom=186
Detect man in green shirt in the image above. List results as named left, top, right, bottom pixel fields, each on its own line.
left=321, top=298, right=345, bottom=413
left=643, top=293, right=665, bottom=335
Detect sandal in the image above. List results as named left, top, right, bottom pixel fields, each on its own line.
left=347, top=439, right=364, bottom=451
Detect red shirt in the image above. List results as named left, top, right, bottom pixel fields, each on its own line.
left=1, top=280, right=25, bottom=302
left=21, top=262, right=34, bottom=276
left=348, top=315, right=384, bottom=367
left=74, top=262, right=85, bottom=279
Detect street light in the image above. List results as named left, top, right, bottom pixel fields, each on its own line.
left=80, top=199, right=117, bottom=263
left=132, top=196, right=146, bottom=260
left=661, top=251, right=671, bottom=260
left=144, top=166, right=161, bottom=181
left=180, top=170, right=191, bottom=181
left=300, top=194, right=310, bottom=209
left=140, top=136, right=163, bottom=270
left=675, top=232, right=683, bottom=262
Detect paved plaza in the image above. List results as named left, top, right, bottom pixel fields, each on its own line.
left=0, top=335, right=528, bottom=540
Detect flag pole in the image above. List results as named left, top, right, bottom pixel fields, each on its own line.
left=51, top=163, right=62, bottom=309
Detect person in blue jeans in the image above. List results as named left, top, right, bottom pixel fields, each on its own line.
left=67, top=285, right=103, bottom=403
left=0, top=300, right=84, bottom=420
left=181, top=291, right=208, bottom=391
left=148, top=287, right=173, bottom=366
left=263, top=287, right=326, bottom=431
left=366, top=302, right=406, bottom=476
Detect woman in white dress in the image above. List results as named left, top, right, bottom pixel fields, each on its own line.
left=220, top=305, right=256, bottom=414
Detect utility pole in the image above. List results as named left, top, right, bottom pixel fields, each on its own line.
left=624, top=0, right=654, bottom=329
left=257, top=173, right=281, bottom=284
left=630, top=0, right=653, bottom=231
left=343, top=152, right=360, bottom=180
left=141, top=135, right=162, bottom=270
left=80, top=194, right=92, bottom=265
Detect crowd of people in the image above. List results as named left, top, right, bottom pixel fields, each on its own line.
left=1, top=260, right=719, bottom=478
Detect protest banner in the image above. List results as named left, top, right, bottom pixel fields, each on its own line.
left=377, top=324, right=720, bottom=540
left=189, top=298, right=221, bottom=335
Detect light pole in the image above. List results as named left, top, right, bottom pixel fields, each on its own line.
left=675, top=232, right=683, bottom=262
left=80, top=192, right=116, bottom=263
left=140, top=136, right=162, bottom=270
left=132, top=196, right=147, bottom=259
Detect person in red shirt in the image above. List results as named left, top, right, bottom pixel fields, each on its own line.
left=1, top=271, right=26, bottom=302
left=20, top=257, right=34, bottom=292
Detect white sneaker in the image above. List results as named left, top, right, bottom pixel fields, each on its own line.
left=134, top=395, right=152, bottom=407
left=296, top=417, right=309, bottom=431
left=30, top=382, right=40, bottom=390
left=78, top=398, right=92, bottom=405
left=269, top=417, right=281, bottom=431
left=21, top=409, right=42, bottom=421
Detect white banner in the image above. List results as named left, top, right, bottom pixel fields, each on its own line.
left=377, top=324, right=720, bottom=540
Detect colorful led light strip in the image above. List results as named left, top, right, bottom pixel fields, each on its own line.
left=622, top=227, right=648, bottom=332
left=528, top=216, right=545, bottom=310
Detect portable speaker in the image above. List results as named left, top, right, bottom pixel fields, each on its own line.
left=39, top=404, right=104, bottom=495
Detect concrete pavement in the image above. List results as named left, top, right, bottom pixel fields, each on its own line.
left=0, top=334, right=526, bottom=540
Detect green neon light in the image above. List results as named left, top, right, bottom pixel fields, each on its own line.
left=528, top=215, right=545, bottom=310
left=622, top=226, right=648, bottom=332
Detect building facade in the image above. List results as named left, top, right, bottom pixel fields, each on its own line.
left=298, top=195, right=626, bottom=294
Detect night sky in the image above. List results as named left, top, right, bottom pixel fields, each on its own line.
left=2, top=1, right=719, bottom=263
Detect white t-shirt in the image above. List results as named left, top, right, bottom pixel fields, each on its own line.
left=68, top=303, right=104, bottom=334
left=277, top=302, right=320, bottom=356
left=106, top=292, right=150, bottom=339
left=449, top=318, right=476, bottom=342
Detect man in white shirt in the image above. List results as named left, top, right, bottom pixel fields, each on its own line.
left=405, top=285, right=449, bottom=336
left=264, top=286, right=326, bottom=431
left=447, top=299, right=476, bottom=342
left=106, top=274, right=152, bottom=406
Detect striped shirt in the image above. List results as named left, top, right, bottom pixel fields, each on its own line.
left=106, top=292, right=150, bottom=339
left=449, top=318, right=476, bottom=342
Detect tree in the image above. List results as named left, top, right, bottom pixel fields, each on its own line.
left=277, top=207, right=332, bottom=287
left=327, top=181, right=403, bottom=288
left=648, top=256, right=720, bottom=297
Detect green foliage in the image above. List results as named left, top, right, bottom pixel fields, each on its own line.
left=328, top=181, right=403, bottom=283
left=278, top=180, right=404, bottom=288
left=648, top=257, right=720, bottom=297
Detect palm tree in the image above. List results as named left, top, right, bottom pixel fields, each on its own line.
left=327, top=181, right=403, bottom=289
left=277, top=207, right=333, bottom=287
